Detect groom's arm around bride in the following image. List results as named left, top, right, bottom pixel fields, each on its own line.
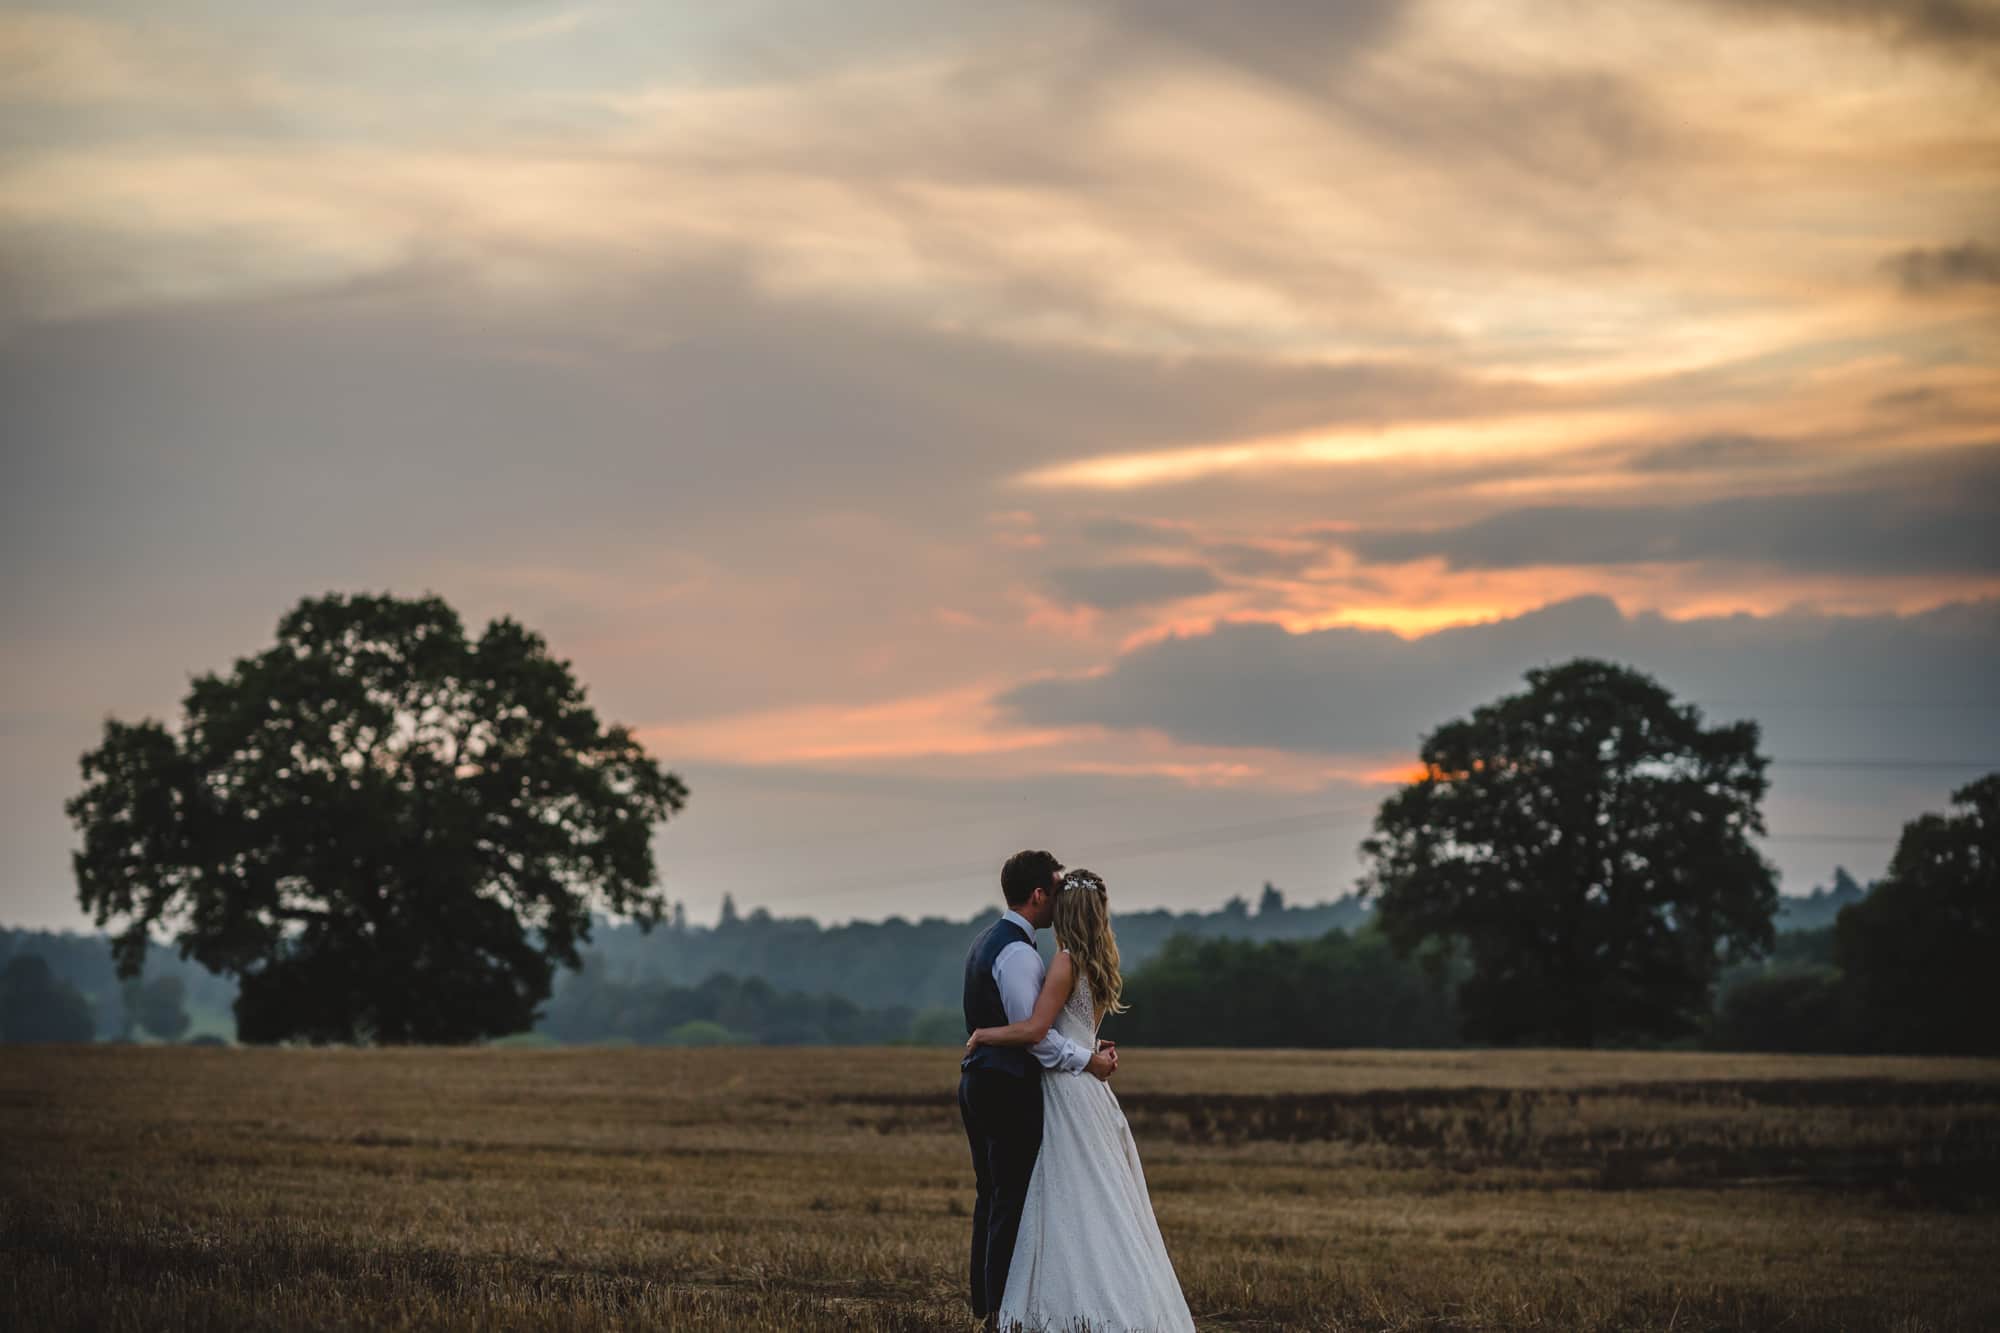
left=965, top=948, right=1117, bottom=1080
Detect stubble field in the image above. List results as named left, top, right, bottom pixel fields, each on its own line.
left=3, top=1045, right=1997, bottom=1331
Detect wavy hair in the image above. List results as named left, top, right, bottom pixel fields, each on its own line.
left=1053, top=868, right=1127, bottom=1019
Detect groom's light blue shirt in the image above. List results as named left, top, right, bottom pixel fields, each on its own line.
left=994, top=909, right=1092, bottom=1074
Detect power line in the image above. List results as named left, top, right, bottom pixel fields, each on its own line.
left=667, top=756, right=1988, bottom=877
left=727, top=800, right=1386, bottom=904
left=1771, top=759, right=1995, bottom=771
left=1696, top=700, right=2000, bottom=710
left=721, top=794, right=1909, bottom=906
left=667, top=785, right=1185, bottom=866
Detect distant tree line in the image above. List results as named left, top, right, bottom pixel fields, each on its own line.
left=535, top=969, right=923, bottom=1047
left=4, top=891, right=1370, bottom=1046
left=10, top=840, right=1979, bottom=1054
left=576, top=885, right=1372, bottom=1013
left=1771, top=867, right=1868, bottom=932
left=523, top=885, right=1372, bottom=1047
left=0, top=955, right=96, bottom=1043
left=0, top=928, right=231, bottom=1042
left=531, top=911, right=1460, bottom=1051
left=1105, top=924, right=1459, bottom=1048
left=543, top=836, right=1966, bottom=1051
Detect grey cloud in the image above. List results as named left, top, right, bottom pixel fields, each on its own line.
left=0, top=251, right=1560, bottom=743
left=1045, top=561, right=1222, bottom=611
left=1688, top=0, right=2000, bottom=53
left=1070, top=521, right=1318, bottom=579
left=1343, top=445, right=2000, bottom=575
left=1870, top=386, right=1953, bottom=412
left=0, top=253, right=1545, bottom=580
left=1198, top=542, right=1319, bottom=579
left=1627, top=432, right=1793, bottom=472
left=1885, top=241, right=2000, bottom=294
left=1100, top=0, right=1407, bottom=94
left=998, top=592, right=2000, bottom=762
left=1076, top=516, right=1197, bottom=548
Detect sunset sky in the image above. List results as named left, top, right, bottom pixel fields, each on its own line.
left=4, top=0, right=1997, bottom=932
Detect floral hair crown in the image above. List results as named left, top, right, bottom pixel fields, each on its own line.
left=1060, top=868, right=1107, bottom=896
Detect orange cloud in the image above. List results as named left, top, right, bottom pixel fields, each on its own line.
left=636, top=684, right=1087, bottom=766
left=1363, top=762, right=1432, bottom=786
left=636, top=682, right=1419, bottom=795
left=1105, top=548, right=2000, bottom=647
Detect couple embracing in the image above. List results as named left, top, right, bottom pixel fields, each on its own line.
left=957, top=850, right=1196, bottom=1332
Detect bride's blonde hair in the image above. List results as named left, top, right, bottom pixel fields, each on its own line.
left=1054, top=869, right=1127, bottom=1019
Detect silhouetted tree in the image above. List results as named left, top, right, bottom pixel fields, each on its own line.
left=1108, top=925, right=1458, bottom=1048
left=1358, top=658, right=1778, bottom=1046
left=1776, top=864, right=1871, bottom=930
left=1, top=927, right=236, bottom=1039
left=907, top=1006, right=966, bottom=1045
left=1834, top=773, right=1998, bottom=1055
left=1, top=954, right=96, bottom=1043
left=665, top=1019, right=737, bottom=1046
left=1257, top=882, right=1285, bottom=915
left=534, top=958, right=917, bottom=1046
left=123, top=975, right=190, bottom=1041
left=1708, top=967, right=1854, bottom=1053
left=66, top=592, right=687, bottom=1044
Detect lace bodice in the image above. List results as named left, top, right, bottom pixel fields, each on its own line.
left=1054, top=952, right=1099, bottom=1047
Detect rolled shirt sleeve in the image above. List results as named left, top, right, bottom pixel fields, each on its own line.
left=993, top=940, right=1092, bottom=1074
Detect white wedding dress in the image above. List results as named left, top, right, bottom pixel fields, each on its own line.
left=997, top=959, right=1196, bottom=1333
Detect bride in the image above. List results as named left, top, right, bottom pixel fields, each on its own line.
left=964, top=869, right=1196, bottom=1333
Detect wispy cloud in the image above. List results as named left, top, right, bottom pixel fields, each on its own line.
left=1011, top=411, right=1643, bottom=491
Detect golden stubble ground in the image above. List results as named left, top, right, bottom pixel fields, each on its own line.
left=3, top=1045, right=1997, bottom=1330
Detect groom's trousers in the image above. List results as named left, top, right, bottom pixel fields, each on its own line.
left=957, top=1067, right=1045, bottom=1318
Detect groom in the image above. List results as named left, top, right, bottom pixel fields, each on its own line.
left=957, top=849, right=1118, bottom=1323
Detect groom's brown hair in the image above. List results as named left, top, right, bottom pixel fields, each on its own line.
left=1000, top=849, right=1063, bottom=908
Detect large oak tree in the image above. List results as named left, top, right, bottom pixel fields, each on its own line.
left=1358, top=658, right=1778, bottom=1046
left=66, top=592, right=687, bottom=1044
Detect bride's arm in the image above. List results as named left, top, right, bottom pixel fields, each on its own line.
left=966, top=951, right=1075, bottom=1050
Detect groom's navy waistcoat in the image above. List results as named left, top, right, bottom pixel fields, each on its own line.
left=962, top=916, right=1037, bottom=1079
